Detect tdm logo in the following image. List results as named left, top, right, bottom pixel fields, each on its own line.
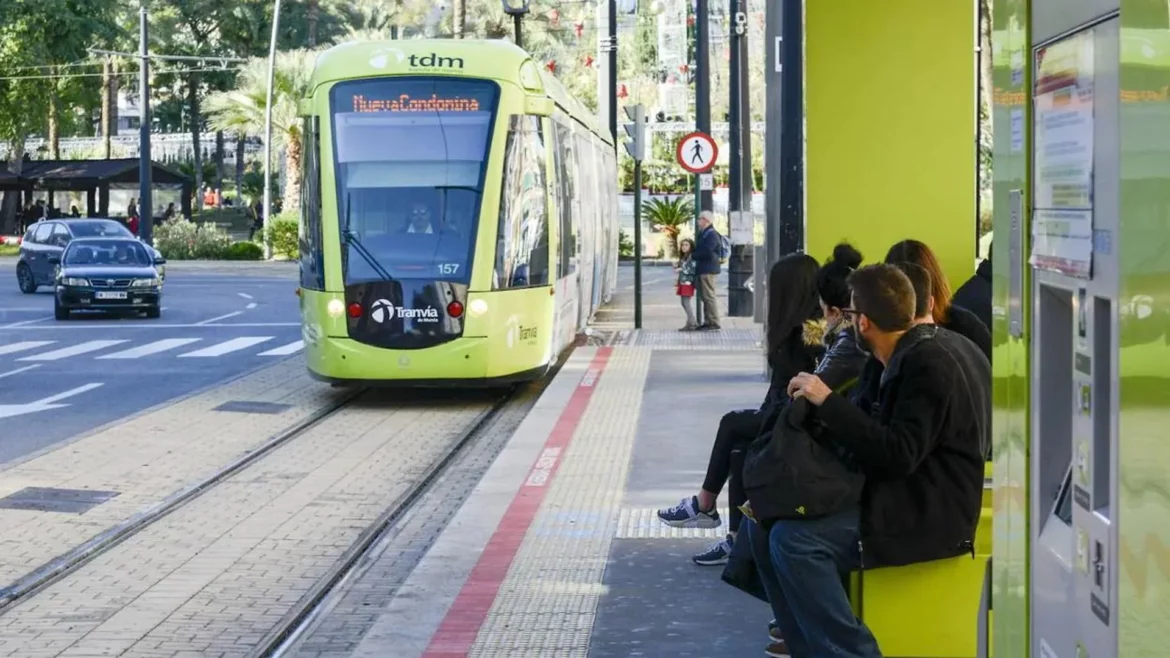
left=409, top=53, right=464, bottom=69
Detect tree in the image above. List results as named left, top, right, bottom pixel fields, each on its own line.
left=204, top=49, right=317, bottom=213
left=0, top=0, right=120, bottom=232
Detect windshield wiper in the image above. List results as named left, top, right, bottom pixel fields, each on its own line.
left=342, top=196, right=394, bottom=282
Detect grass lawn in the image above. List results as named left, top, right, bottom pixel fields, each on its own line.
left=0, top=244, right=19, bottom=257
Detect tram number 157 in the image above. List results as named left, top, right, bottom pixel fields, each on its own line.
left=437, top=263, right=460, bottom=275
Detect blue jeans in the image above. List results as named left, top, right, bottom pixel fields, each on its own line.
left=747, top=507, right=881, bottom=657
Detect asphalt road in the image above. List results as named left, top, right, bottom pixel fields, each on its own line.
left=0, top=259, right=303, bottom=465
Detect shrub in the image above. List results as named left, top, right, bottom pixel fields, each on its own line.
left=224, top=241, right=264, bottom=260
left=267, top=213, right=299, bottom=260
left=618, top=230, right=634, bottom=259
left=154, top=220, right=233, bottom=260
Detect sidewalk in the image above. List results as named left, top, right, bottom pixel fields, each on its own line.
left=352, top=265, right=773, bottom=657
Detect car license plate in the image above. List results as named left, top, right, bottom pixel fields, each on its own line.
left=95, top=291, right=127, bottom=300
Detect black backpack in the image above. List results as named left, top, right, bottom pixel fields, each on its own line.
left=741, top=396, right=865, bottom=524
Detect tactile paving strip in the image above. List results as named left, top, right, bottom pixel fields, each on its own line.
left=613, top=507, right=729, bottom=539
left=468, top=346, right=652, bottom=658
left=627, top=328, right=763, bottom=350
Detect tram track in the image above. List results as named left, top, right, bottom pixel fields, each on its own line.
left=252, top=356, right=567, bottom=658
left=0, top=386, right=365, bottom=614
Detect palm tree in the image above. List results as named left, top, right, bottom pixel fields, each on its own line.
left=204, top=49, right=318, bottom=214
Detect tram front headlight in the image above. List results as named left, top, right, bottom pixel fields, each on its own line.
left=469, top=299, right=489, bottom=317
left=327, top=298, right=345, bottom=318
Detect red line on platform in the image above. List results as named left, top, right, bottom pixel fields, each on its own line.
left=420, top=347, right=614, bottom=658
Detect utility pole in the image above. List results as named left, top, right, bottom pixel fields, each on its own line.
left=778, top=0, right=803, bottom=257
left=726, top=0, right=753, bottom=317
left=622, top=104, right=647, bottom=328
left=138, top=0, right=153, bottom=245
left=262, top=0, right=283, bottom=260
left=607, top=0, right=618, bottom=143
left=693, top=0, right=711, bottom=324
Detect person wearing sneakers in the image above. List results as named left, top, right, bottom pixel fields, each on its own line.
left=656, top=252, right=823, bottom=565
left=675, top=238, right=699, bottom=331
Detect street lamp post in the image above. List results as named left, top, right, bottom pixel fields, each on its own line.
left=500, top=0, right=531, bottom=49
left=138, top=0, right=153, bottom=245
left=261, top=0, right=283, bottom=260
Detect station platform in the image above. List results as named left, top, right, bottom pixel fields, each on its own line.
left=350, top=274, right=773, bottom=657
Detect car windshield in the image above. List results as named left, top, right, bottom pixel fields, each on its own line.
left=64, top=241, right=153, bottom=266
left=329, top=76, right=499, bottom=285
left=69, top=221, right=132, bottom=238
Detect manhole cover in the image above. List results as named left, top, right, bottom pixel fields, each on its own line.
left=0, top=487, right=120, bottom=514
left=214, top=400, right=292, bottom=414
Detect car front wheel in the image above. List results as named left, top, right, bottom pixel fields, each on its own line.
left=54, top=300, right=69, bottom=320
left=17, top=263, right=36, bottom=294
left=145, top=305, right=161, bottom=319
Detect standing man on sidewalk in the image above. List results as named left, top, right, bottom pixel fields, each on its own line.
left=694, top=211, right=723, bottom=330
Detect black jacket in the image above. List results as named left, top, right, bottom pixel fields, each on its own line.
left=943, top=304, right=991, bottom=362
left=761, top=320, right=824, bottom=411
left=817, top=324, right=991, bottom=569
left=952, top=259, right=991, bottom=332
left=815, top=324, right=867, bottom=392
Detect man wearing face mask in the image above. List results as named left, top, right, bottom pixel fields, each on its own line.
left=758, top=264, right=989, bottom=658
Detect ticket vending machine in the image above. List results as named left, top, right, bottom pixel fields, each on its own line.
left=1027, top=10, right=1120, bottom=658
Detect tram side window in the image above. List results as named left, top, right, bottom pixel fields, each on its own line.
left=299, top=116, right=325, bottom=290
left=553, top=121, right=576, bottom=276
left=495, top=116, right=550, bottom=289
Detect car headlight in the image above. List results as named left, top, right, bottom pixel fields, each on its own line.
left=60, top=277, right=89, bottom=287
left=131, top=277, right=162, bottom=287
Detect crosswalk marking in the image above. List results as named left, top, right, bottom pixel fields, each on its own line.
left=96, top=338, right=203, bottom=360
left=0, top=341, right=56, bottom=356
left=17, top=340, right=129, bottom=362
left=258, top=340, right=304, bottom=357
left=178, top=336, right=273, bottom=358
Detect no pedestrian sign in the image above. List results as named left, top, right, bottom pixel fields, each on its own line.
left=676, top=131, right=718, bottom=174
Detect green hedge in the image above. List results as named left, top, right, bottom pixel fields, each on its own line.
left=154, top=220, right=263, bottom=260
left=267, top=213, right=299, bottom=260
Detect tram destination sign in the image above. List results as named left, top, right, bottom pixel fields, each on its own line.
left=351, top=93, right=484, bottom=113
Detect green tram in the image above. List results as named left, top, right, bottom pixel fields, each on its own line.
left=295, top=39, right=619, bottom=385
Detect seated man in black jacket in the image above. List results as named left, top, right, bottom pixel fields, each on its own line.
left=760, top=263, right=990, bottom=658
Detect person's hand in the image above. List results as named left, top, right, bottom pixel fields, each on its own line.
left=788, top=372, right=831, bottom=405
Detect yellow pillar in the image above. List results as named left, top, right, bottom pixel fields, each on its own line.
left=804, top=0, right=977, bottom=288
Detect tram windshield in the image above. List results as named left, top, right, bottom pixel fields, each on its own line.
left=330, top=76, right=499, bottom=285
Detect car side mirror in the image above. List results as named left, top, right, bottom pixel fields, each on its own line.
left=47, top=255, right=60, bottom=264
left=154, top=257, right=167, bottom=265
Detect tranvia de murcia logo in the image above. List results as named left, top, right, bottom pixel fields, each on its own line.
left=369, top=299, right=440, bottom=324
left=370, top=299, right=395, bottom=323
left=369, top=47, right=406, bottom=69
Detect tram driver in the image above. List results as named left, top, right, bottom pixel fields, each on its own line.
left=402, top=201, right=435, bottom=234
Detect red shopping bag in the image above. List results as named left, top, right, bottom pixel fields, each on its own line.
left=677, top=282, right=695, bottom=297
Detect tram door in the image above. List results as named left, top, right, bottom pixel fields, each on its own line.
left=1027, top=13, right=1120, bottom=658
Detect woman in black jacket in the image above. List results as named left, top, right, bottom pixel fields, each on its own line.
left=656, top=253, right=822, bottom=566
left=885, top=239, right=992, bottom=360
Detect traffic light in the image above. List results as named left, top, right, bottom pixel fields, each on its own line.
left=622, top=103, right=646, bottom=161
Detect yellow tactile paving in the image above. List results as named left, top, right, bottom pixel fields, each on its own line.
left=467, top=346, right=651, bottom=658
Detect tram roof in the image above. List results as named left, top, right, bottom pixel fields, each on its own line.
left=311, top=39, right=611, bottom=145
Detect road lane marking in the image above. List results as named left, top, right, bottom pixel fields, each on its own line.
left=178, top=336, right=273, bottom=358
left=2, top=317, right=53, bottom=328
left=0, top=364, right=40, bottom=379
left=237, top=292, right=254, bottom=299
left=96, top=338, right=203, bottom=360
left=195, top=311, right=244, bottom=325
left=246, top=302, right=257, bottom=309
left=0, top=341, right=55, bottom=356
left=258, top=340, right=304, bottom=356
left=16, top=340, right=128, bottom=362
left=0, top=382, right=105, bottom=419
